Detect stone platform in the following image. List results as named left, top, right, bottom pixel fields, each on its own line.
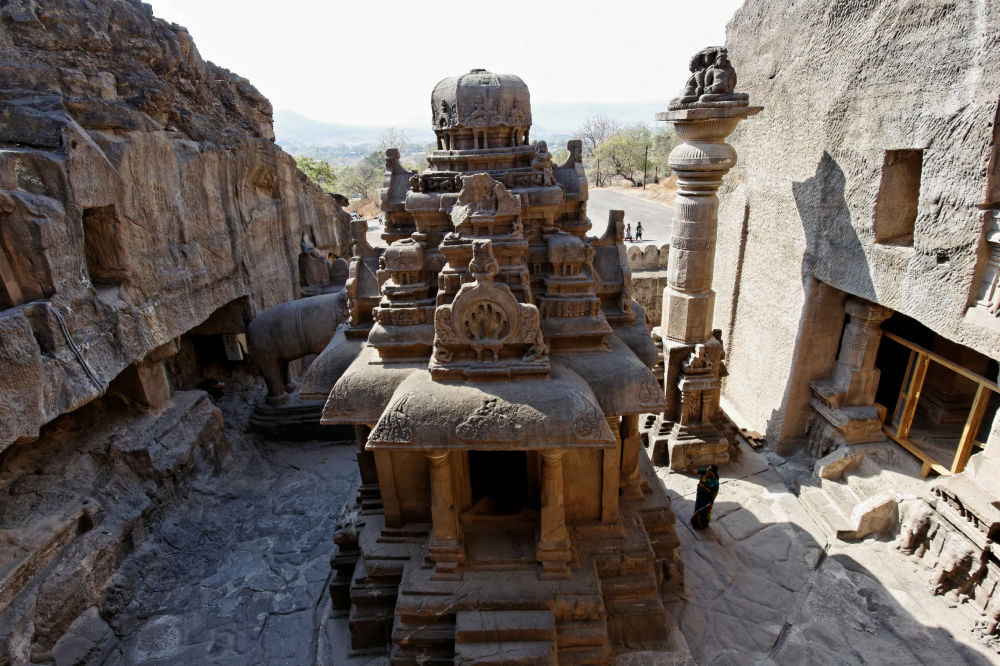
left=321, top=454, right=689, bottom=665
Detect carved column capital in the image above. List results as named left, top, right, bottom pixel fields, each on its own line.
left=844, top=296, right=893, bottom=326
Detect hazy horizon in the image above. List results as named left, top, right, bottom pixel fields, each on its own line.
left=145, top=0, right=746, bottom=128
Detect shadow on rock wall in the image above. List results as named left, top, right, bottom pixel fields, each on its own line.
left=793, top=151, right=876, bottom=301
left=764, top=152, right=877, bottom=448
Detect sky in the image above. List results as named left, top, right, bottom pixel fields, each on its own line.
left=145, top=0, right=747, bottom=128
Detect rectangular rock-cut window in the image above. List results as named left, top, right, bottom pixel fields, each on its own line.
left=82, top=205, right=128, bottom=285
left=873, top=149, right=923, bottom=245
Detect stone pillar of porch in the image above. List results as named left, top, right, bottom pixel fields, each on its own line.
left=620, top=414, right=645, bottom=501
left=426, top=451, right=464, bottom=578
left=807, top=296, right=893, bottom=456
left=537, top=450, right=572, bottom=578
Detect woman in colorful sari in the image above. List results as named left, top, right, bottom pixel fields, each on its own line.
left=688, top=464, right=720, bottom=530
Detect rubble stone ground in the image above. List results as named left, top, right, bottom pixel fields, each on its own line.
left=77, top=387, right=1000, bottom=664
left=60, top=386, right=359, bottom=665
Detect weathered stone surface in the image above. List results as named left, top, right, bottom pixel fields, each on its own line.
left=0, top=0, right=349, bottom=451
left=106, top=434, right=356, bottom=665
left=0, top=389, right=228, bottom=662
left=713, top=0, right=1000, bottom=447
left=660, top=440, right=994, bottom=665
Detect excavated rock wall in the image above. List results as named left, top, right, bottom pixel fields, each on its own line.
left=714, top=0, right=1000, bottom=447
left=0, top=0, right=348, bottom=451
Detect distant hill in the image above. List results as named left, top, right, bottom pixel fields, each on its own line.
left=275, top=101, right=668, bottom=158
left=274, top=110, right=433, bottom=151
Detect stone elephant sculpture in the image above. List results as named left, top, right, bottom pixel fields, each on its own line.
left=246, top=289, right=349, bottom=403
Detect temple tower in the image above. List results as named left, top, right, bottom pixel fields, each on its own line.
left=322, top=70, right=684, bottom=663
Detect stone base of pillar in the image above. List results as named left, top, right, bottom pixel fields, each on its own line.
left=536, top=543, right=573, bottom=579
left=806, top=398, right=886, bottom=458
left=662, top=289, right=715, bottom=344
left=650, top=417, right=729, bottom=470
left=428, top=539, right=465, bottom=580
left=621, top=476, right=645, bottom=501
left=667, top=423, right=729, bottom=471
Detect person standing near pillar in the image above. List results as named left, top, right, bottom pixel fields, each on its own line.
left=688, top=463, right=720, bottom=529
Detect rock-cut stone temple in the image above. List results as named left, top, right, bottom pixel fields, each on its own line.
left=321, top=69, right=683, bottom=663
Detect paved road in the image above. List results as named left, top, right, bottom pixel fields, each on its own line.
left=588, top=188, right=673, bottom=244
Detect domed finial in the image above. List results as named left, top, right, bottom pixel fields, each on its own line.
left=430, top=70, right=532, bottom=149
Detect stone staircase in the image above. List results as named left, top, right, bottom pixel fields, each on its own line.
left=799, top=442, right=926, bottom=541
left=553, top=592, right=612, bottom=665
left=454, top=609, right=556, bottom=665
left=345, top=516, right=429, bottom=655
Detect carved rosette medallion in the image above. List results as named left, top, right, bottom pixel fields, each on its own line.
left=430, top=240, right=548, bottom=380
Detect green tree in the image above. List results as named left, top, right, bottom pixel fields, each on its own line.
left=576, top=115, right=620, bottom=187
left=595, top=122, right=651, bottom=187
left=338, top=150, right=384, bottom=200
left=294, top=155, right=337, bottom=192
left=649, top=126, right=676, bottom=182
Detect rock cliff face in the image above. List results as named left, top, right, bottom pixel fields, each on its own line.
left=713, top=0, right=1000, bottom=445
left=0, top=0, right=348, bottom=450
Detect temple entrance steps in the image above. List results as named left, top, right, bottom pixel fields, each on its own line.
left=454, top=610, right=556, bottom=665
left=798, top=442, right=927, bottom=542
left=346, top=516, right=429, bottom=654
left=553, top=592, right=612, bottom=664
left=574, top=520, right=669, bottom=655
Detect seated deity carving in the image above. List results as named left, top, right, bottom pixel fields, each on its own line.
left=669, top=46, right=750, bottom=110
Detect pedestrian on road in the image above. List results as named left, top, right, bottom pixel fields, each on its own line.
left=625, top=223, right=633, bottom=242
left=636, top=221, right=644, bottom=241
left=688, top=463, right=720, bottom=530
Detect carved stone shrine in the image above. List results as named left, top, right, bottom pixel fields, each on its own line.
left=322, top=69, right=682, bottom=663
left=651, top=47, right=761, bottom=471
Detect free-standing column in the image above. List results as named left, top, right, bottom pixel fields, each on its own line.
left=652, top=47, right=761, bottom=471
left=426, top=451, right=464, bottom=578
left=537, top=450, right=572, bottom=578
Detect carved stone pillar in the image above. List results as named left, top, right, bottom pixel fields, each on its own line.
left=537, top=450, right=572, bottom=578
left=652, top=92, right=760, bottom=471
left=620, top=414, right=644, bottom=501
left=807, top=297, right=894, bottom=456
left=426, top=451, right=464, bottom=578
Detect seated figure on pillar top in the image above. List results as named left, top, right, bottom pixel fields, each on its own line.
left=668, top=46, right=750, bottom=110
